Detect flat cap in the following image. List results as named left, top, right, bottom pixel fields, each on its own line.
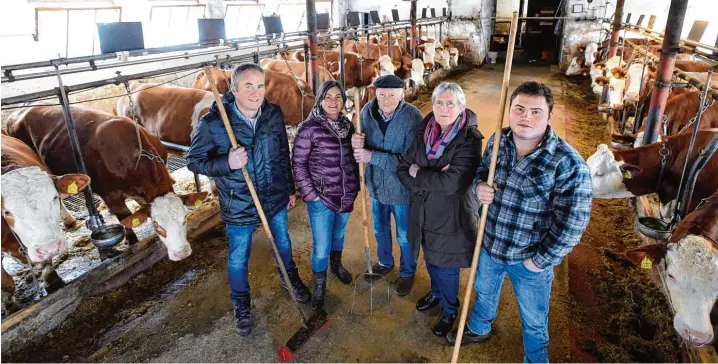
left=372, top=75, right=404, bottom=89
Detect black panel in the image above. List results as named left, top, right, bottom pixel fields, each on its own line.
left=97, top=22, right=144, bottom=54
left=198, top=19, right=226, bottom=42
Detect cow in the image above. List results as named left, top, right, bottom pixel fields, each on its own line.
left=624, top=191, right=718, bottom=346
left=259, top=58, right=334, bottom=89
left=449, top=47, right=459, bottom=67
left=290, top=50, right=380, bottom=88
left=587, top=129, right=718, bottom=215
left=1, top=134, right=91, bottom=314
left=378, top=55, right=398, bottom=76
left=115, top=83, right=214, bottom=146
left=435, top=47, right=451, bottom=69
left=674, top=60, right=712, bottom=73
left=192, top=67, right=314, bottom=127
left=584, top=42, right=599, bottom=66
left=418, top=41, right=437, bottom=70
left=565, top=56, right=589, bottom=76
left=410, top=58, right=426, bottom=88
left=680, top=72, right=718, bottom=89
left=4, top=106, right=209, bottom=261
left=623, top=63, right=650, bottom=103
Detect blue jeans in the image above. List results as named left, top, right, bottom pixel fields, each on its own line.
left=467, top=248, right=555, bottom=363
left=371, top=199, right=416, bottom=277
left=426, top=261, right=460, bottom=314
left=226, top=208, right=297, bottom=304
left=307, top=200, right=351, bottom=272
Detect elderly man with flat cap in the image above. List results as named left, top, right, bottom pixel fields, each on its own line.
left=352, top=75, right=424, bottom=296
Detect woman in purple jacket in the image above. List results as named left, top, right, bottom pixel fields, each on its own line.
left=292, top=80, right=359, bottom=310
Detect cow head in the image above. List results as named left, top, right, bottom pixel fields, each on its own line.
left=626, top=237, right=718, bottom=346
left=610, top=67, right=627, bottom=80
left=566, top=56, right=587, bottom=76
left=192, top=68, right=232, bottom=94
left=420, top=42, right=437, bottom=65
left=586, top=144, right=640, bottom=198
left=120, top=191, right=209, bottom=261
left=378, top=55, right=397, bottom=76
left=1, top=167, right=90, bottom=264
left=584, top=42, right=598, bottom=66
left=606, top=77, right=627, bottom=110
left=363, top=58, right=381, bottom=85
left=410, top=59, right=425, bottom=87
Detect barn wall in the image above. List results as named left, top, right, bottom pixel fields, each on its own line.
left=557, top=0, right=606, bottom=70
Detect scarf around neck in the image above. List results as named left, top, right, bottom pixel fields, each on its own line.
left=424, top=112, right=467, bottom=160
left=312, top=107, right=351, bottom=138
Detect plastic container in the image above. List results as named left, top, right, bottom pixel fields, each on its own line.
left=487, top=51, right=498, bottom=64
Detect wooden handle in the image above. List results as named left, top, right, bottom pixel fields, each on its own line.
left=354, top=89, right=371, bottom=250
left=450, top=11, right=519, bottom=364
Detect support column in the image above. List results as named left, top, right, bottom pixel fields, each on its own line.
left=642, top=0, right=689, bottom=145
left=306, top=0, right=320, bottom=92
left=607, top=0, right=626, bottom=58
left=410, top=0, right=418, bottom=58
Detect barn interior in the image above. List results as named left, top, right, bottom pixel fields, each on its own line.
left=1, top=0, right=717, bottom=362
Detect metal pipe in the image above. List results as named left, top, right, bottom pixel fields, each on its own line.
left=54, top=67, right=103, bottom=232
left=633, top=40, right=652, bottom=134
left=674, top=68, right=713, bottom=223
left=641, top=0, right=690, bottom=145
left=304, top=43, right=310, bottom=84
left=339, top=36, right=345, bottom=88
left=410, top=0, right=418, bottom=58
left=607, top=0, right=625, bottom=58
left=160, top=140, right=190, bottom=152
left=306, top=0, right=320, bottom=93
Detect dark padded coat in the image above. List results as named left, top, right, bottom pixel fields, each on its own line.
left=186, top=92, right=295, bottom=226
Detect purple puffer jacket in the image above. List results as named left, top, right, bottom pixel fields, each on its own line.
left=292, top=111, right=359, bottom=213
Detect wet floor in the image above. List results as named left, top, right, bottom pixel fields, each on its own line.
left=85, top=64, right=574, bottom=363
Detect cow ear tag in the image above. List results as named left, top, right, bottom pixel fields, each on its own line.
left=132, top=218, right=141, bottom=227
left=640, top=256, right=652, bottom=270
left=67, top=181, right=78, bottom=194
left=195, top=200, right=202, bottom=207
left=623, top=170, right=632, bottom=179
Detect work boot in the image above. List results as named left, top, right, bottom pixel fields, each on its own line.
left=364, top=263, right=394, bottom=282
left=395, top=276, right=414, bottom=297
left=446, top=327, right=492, bottom=345
left=311, top=270, right=328, bottom=310
left=280, top=267, right=312, bottom=304
left=432, top=307, right=458, bottom=337
left=416, top=291, right=440, bottom=312
left=233, top=293, right=252, bottom=336
left=329, top=250, right=353, bottom=284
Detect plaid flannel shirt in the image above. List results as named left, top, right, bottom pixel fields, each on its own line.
left=472, top=126, right=592, bottom=269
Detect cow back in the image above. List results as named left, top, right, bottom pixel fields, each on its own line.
left=4, top=106, right=173, bottom=204
left=1, top=134, right=48, bottom=174
left=264, top=70, right=315, bottom=127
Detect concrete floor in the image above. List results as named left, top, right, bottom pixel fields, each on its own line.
left=90, top=64, right=574, bottom=363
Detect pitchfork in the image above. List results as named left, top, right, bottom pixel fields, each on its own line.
left=349, top=89, right=391, bottom=316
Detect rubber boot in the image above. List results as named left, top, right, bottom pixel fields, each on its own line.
left=233, top=293, right=252, bottom=336
left=280, top=267, right=312, bottom=304
left=329, top=250, right=353, bottom=284
left=311, top=270, right=327, bottom=310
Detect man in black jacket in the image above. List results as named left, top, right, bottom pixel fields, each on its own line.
left=187, top=63, right=310, bottom=336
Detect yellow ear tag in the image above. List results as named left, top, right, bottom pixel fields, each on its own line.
left=598, top=82, right=604, bottom=86
left=132, top=218, right=141, bottom=227
left=614, top=72, right=620, bottom=78
left=67, top=181, right=78, bottom=194
left=195, top=200, right=202, bottom=207
left=641, top=256, right=653, bottom=270
left=623, top=170, right=632, bottom=179
left=583, top=72, right=588, bottom=76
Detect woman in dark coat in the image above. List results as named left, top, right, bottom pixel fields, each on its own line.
left=397, top=81, right=483, bottom=336
left=292, top=80, right=359, bottom=310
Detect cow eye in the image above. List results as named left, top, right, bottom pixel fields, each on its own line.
left=667, top=273, right=675, bottom=280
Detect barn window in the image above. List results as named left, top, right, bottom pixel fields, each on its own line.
left=146, top=4, right=207, bottom=47
left=33, top=6, right=122, bottom=58
left=225, top=3, right=265, bottom=38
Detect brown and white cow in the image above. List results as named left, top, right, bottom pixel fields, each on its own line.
left=259, top=58, right=335, bottom=89
left=291, top=50, right=380, bottom=88
left=625, top=191, right=718, bottom=346
left=587, top=129, right=718, bottom=214
left=4, top=106, right=208, bottom=261
left=674, top=60, right=712, bottom=73
left=191, top=67, right=315, bottom=126
left=1, top=134, right=91, bottom=313
left=115, top=83, right=214, bottom=146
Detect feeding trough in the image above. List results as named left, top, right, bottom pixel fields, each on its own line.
left=90, top=224, right=126, bottom=248
left=636, top=216, right=672, bottom=241
left=609, top=138, right=632, bottom=150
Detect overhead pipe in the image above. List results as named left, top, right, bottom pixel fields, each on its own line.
left=607, top=0, right=625, bottom=58
left=641, top=0, right=690, bottom=145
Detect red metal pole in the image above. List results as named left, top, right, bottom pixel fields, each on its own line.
left=642, top=0, right=689, bottom=145
left=607, top=0, right=625, bottom=58
left=306, top=0, right=320, bottom=92
left=410, top=0, right=418, bottom=58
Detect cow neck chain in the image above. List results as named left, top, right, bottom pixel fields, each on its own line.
left=1, top=212, right=43, bottom=299
left=656, top=143, right=671, bottom=202
left=123, top=82, right=165, bottom=169
left=280, top=52, right=307, bottom=121
left=678, top=98, right=715, bottom=134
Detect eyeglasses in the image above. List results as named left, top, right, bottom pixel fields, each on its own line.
left=433, top=100, right=456, bottom=109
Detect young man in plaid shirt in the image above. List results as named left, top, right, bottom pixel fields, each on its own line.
left=447, top=82, right=592, bottom=363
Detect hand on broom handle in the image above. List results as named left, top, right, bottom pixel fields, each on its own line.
left=353, top=90, right=374, bottom=274
left=203, top=66, right=307, bottom=324
left=450, top=12, right=519, bottom=363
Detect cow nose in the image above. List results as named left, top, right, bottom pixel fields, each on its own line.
left=36, top=240, right=63, bottom=260
left=684, top=329, right=714, bottom=346
left=169, top=245, right=192, bottom=261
